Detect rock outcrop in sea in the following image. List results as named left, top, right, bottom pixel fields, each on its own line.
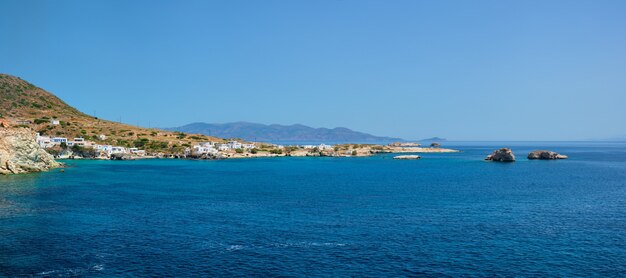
left=527, top=150, right=568, bottom=160
left=393, top=155, right=421, bottom=160
left=0, top=128, right=61, bottom=174
left=485, top=148, right=516, bottom=162
left=111, top=153, right=135, bottom=160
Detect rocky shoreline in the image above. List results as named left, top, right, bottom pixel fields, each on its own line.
left=1, top=129, right=572, bottom=175
left=0, top=128, right=61, bottom=174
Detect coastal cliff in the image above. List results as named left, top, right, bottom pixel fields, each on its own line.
left=0, top=128, right=60, bottom=174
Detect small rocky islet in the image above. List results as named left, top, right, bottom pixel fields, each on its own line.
left=485, top=148, right=569, bottom=162
left=485, top=148, right=516, bottom=162
left=393, top=155, right=421, bottom=160
left=527, top=150, right=568, bottom=160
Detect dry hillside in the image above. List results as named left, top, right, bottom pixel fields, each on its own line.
left=0, top=73, right=224, bottom=154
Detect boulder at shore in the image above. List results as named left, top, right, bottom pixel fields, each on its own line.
left=485, top=148, right=516, bottom=162
left=528, top=150, right=568, bottom=160
left=111, top=153, right=135, bottom=160
left=394, top=155, right=421, bottom=160
left=0, top=128, right=61, bottom=174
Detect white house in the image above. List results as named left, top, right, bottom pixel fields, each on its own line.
left=216, top=144, right=230, bottom=151
left=67, top=138, right=87, bottom=147
left=51, top=137, right=68, bottom=145
left=129, top=148, right=146, bottom=156
left=50, top=119, right=60, bottom=125
left=242, top=143, right=256, bottom=149
left=111, top=146, right=127, bottom=154
left=95, top=145, right=113, bottom=155
left=198, top=142, right=216, bottom=148
left=318, top=144, right=333, bottom=150
left=192, top=143, right=218, bottom=155
left=227, top=141, right=243, bottom=149
left=36, top=133, right=52, bottom=148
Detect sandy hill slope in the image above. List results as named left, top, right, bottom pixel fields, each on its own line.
left=0, top=74, right=223, bottom=153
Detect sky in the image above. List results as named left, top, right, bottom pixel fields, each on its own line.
left=1, top=0, right=625, bottom=141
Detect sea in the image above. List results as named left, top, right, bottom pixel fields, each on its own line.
left=1, top=142, right=625, bottom=276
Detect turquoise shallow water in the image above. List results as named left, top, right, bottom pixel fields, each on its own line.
left=1, top=142, right=626, bottom=276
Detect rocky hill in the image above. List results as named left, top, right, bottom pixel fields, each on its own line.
left=166, top=122, right=404, bottom=143
left=0, top=74, right=223, bottom=153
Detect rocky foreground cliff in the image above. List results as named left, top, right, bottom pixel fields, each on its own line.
left=0, top=128, right=60, bottom=174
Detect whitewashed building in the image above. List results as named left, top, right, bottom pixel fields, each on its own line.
left=192, top=143, right=219, bottom=155
left=318, top=144, right=333, bottom=150
left=95, top=145, right=113, bottom=155
left=51, top=137, right=68, bottom=144
left=36, top=133, right=53, bottom=148
left=111, top=146, right=127, bottom=154
left=129, top=148, right=146, bottom=156
left=242, top=143, right=256, bottom=149
left=227, top=141, right=243, bottom=149
left=69, top=138, right=86, bottom=147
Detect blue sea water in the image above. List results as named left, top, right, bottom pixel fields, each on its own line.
left=1, top=142, right=626, bottom=276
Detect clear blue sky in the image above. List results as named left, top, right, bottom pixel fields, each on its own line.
left=2, top=0, right=625, bottom=140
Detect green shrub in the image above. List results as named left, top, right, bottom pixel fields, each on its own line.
left=71, top=145, right=97, bottom=158
left=133, top=138, right=150, bottom=148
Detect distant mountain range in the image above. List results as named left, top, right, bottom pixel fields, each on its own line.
left=419, top=137, right=447, bottom=142
left=166, top=122, right=405, bottom=143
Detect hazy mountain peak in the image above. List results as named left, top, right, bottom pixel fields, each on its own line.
left=166, top=122, right=403, bottom=143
